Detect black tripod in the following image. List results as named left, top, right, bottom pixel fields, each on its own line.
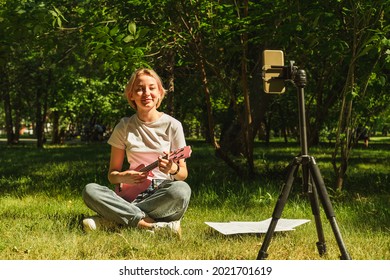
left=257, top=64, right=351, bottom=260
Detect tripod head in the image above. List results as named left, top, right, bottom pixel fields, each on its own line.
left=262, top=49, right=307, bottom=93
left=285, top=61, right=307, bottom=89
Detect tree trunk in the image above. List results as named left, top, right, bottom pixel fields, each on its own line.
left=35, top=86, right=45, bottom=148
left=332, top=68, right=354, bottom=192
left=239, top=0, right=255, bottom=176
left=35, top=81, right=49, bottom=148
left=51, top=110, right=60, bottom=144
left=196, top=47, right=244, bottom=176
left=3, top=91, right=16, bottom=144
left=165, top=49, right=175, bottom=117
left=198, top=56, right=217, bottom=148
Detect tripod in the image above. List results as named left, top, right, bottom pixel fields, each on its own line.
left=257, top=66, right=351, bottom=260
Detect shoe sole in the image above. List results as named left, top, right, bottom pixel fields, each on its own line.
left=154, top=225, right=182, bottom=240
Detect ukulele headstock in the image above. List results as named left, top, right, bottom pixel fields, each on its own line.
left=169, top=146, right=192, bottom=162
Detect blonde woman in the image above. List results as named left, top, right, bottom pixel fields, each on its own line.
left=82, top=69, right=191, bottom=238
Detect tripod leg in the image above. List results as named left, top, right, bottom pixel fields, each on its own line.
left=307, top=175, right=327, bottom=256
left=257, top=158, right=300, bottom=260
left=300, top=156, right=327, bottom=256
left=309, top=157, right=352, bottom=260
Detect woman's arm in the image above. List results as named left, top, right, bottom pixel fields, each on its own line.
left=107, top=146, right=148, bottom=185
left=170, top=158, right=188, bottom=181
left=158, top=156, right=188, bottom=181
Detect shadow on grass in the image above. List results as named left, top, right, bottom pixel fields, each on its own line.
left=0, top=142, right=110, bottom=198
left=1, top=140, right=389, bottom=234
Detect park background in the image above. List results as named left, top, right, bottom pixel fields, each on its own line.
left=0, top=1, right=389, bottom=259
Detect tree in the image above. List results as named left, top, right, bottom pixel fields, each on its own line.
left=331, top=1, right=390, bottom=191
left=1, top=0, right=388, bottom=189
left=1, top=0, right=150, bottom=147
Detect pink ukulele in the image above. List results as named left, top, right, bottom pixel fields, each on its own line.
left=115, top=146, right=192, bottom=202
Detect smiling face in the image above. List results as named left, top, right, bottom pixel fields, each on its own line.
left=125, top=69, right=166, bottom=111
left=130, top=74, right=161, bottom=110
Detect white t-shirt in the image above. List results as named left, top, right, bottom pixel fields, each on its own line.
left=107, top=113, right=187, bottom=180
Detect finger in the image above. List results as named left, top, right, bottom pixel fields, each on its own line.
left=139, top=172, right=148, bottom=178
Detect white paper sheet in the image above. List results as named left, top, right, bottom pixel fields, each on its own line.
left=205, top=218, right=310, bottom=235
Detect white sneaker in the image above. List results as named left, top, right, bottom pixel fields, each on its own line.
left=82, top=216, right=117, bottom=232
left=152, top=220, right=182, bottom=239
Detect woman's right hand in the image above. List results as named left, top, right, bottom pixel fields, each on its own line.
left=120, top=169, right=149, bottom=185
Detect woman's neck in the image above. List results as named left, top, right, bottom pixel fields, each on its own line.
left=136, top=109, right=162, bottom=123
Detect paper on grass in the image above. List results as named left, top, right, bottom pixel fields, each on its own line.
left=205, top=218, right=310, bottom=235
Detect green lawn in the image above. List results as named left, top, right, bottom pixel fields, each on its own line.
left=0, top=138, right=389, bottom=260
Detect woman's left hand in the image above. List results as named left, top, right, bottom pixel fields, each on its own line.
left=158, top=152, right=175, bottom=174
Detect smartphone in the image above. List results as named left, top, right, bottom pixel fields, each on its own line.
left=262, top=50, right=286, bottom=94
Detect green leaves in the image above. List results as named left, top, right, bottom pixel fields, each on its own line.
left=128, top=22, right=136, bottom=35
left=0, top=0, right=388, bottom=170
left=49, top=5, right=67, bottom=28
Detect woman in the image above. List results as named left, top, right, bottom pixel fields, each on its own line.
left=82, top=68, right=191, bottom=238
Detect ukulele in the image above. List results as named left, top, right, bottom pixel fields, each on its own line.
left=115, top=146, right=192, bottom=202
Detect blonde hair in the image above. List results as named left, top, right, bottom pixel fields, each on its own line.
left=124, top=68, right=166, bottom=110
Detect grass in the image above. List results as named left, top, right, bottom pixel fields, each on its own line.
left=0, top=138, right=389, bottom=260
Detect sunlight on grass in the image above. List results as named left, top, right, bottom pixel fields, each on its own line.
left=0, top=140, right=389, bottom=260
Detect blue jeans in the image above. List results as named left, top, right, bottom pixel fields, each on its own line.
left=82, top=180, right=191, bottom=228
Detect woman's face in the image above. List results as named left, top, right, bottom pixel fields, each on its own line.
left=130, top=74, right=162, bottom=110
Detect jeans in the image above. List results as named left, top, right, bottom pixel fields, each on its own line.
left=82, top=180, right=191, bottom=228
